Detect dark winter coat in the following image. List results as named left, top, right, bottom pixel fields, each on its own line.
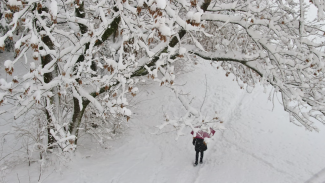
left=193, top=138, right=207, bottom=152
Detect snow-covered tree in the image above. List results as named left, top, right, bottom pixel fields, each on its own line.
left=192, top=0, right=325, bottom=131
left=0, top=0, right=325, bottom=154
left=0, top=1, right=15, bottom=52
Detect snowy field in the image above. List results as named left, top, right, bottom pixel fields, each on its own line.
left=1, top=59, right=325, bottom=183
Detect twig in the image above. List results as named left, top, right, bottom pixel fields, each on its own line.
left=151, top=129, right=178, bottom=135
left=189, top=97, right=195, bottom=104
left=28, top=169, right=31, bottom=183
left=0, top=146, right=25, bottom=162
left=200, top=74, right=208, bottom=112
left=172, top=81, right=187, bottom=86
left=178, top=92, right=190, bottom=96
left=130, top=97, right=159, bottom=107
left=275, top=91, right=283, bottom=106
left=272, top=89, right=275, bottom=111
left=38, top=164, right=42, bottom=182
left=40, top=169, right=55, bottom=183
left=17, top=173, right=21, bottom=183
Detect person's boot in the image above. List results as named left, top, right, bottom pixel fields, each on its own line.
left=194, top=161, right=198, bottom=166
left=200, top=158, right=203, bottom=164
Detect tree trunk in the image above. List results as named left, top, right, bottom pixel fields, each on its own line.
left=41, top=35, right=56, bottom=149
left=45, top=110, right=55, bottom=149
left=69, top=98, right=90, bottom=144
left=68, top=11, right=121, bottom=144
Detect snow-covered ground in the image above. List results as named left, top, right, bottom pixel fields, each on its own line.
left=3, top=60, right=325, bottom=183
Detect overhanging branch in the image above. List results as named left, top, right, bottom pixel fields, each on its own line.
left=192, top=51, right=263, bottom=77
left=131, top=29, right=187, bottom=77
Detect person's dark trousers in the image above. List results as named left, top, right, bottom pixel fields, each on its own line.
left=195, top=150, right=204, bottom=164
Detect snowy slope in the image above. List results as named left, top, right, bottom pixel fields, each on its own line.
left=4, top=60, right=325, bottom=183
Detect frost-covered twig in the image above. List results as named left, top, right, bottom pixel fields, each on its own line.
left=200, top=74, right=208, bottom=112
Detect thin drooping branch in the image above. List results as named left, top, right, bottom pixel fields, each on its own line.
left=200, top=74, right=208, bottom=112
left=192, top=51, right=263, bottom=76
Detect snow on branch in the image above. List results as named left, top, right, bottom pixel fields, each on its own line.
left=1, top=0, right=325, bottom=159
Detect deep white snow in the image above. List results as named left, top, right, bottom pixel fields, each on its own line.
left=2, top=58, right=325, bottom=183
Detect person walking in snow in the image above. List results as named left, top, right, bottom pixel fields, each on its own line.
left=192, top=137, right=207, bottom=165
left=191, top=127, right=215, bottom=166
